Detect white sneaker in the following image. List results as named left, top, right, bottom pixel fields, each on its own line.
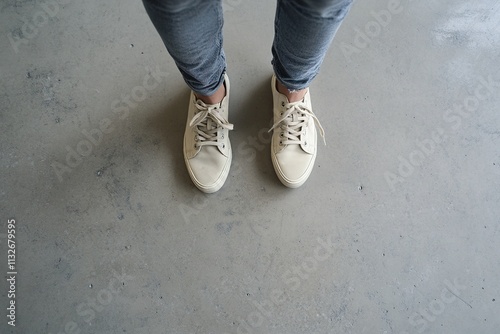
left=269, top=75, right=325, bottom=188
left=183, top=73, right=233, bottom=193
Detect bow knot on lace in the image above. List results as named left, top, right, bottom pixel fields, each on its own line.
left=269, top=102, right=326, bottom=145
left=190, top=100, right=233, bottom=148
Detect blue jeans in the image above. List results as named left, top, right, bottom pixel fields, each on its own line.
left=143, top=0, right=353, bottom=96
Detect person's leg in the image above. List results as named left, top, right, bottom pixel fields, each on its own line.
left=273, top=0, right=353, bottom=99
left=142, top=0, right=233, bottom=193
left=142, top=0, right=226, bottom=103
left=270, top=0, right=353, bottom=188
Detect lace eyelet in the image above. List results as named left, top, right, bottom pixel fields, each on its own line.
left=281, top=101, right=285, bottom=107
left=279, top=140, right=283, bottom=145
left=222, top=144, right=225, bottom=149
left=280, top=112, right=283, bottom=116
left=279, top=132, right=284, bottom=137
left=304, top=142, right=307, bottom=146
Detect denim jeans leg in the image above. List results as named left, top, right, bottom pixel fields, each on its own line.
left=272, top=0, right=354, bottom=91
left=142, top=0, right=226, bottom=96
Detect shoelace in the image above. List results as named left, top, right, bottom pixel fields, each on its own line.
left=190, top=99, right=234, bottom=149
left=269, top=101, right=326, bottom=146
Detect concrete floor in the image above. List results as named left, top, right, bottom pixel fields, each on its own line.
left=1, top=0, right=499, bottom=333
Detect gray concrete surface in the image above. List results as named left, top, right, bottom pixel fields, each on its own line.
left=1, top=0, right=499, bottom=333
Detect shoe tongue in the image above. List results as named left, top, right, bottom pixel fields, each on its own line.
left=206, top=118, right=214, bottom=131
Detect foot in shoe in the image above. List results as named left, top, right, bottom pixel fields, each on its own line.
left=269, top=75, right=325, bottom=188
left=183, top=73, right=233, bottom=193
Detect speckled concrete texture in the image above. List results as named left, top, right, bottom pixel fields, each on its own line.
left=1, top=0, right=499, bottom=333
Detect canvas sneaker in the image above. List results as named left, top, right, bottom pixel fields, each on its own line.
left=269, top=75, right=325, bottom=188
left=183, top=73, right=233, bottom=193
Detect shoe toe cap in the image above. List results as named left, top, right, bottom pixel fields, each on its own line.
left=274, top=145, right=315, bottom=187
left=186, top=146, right=231, bottom=192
